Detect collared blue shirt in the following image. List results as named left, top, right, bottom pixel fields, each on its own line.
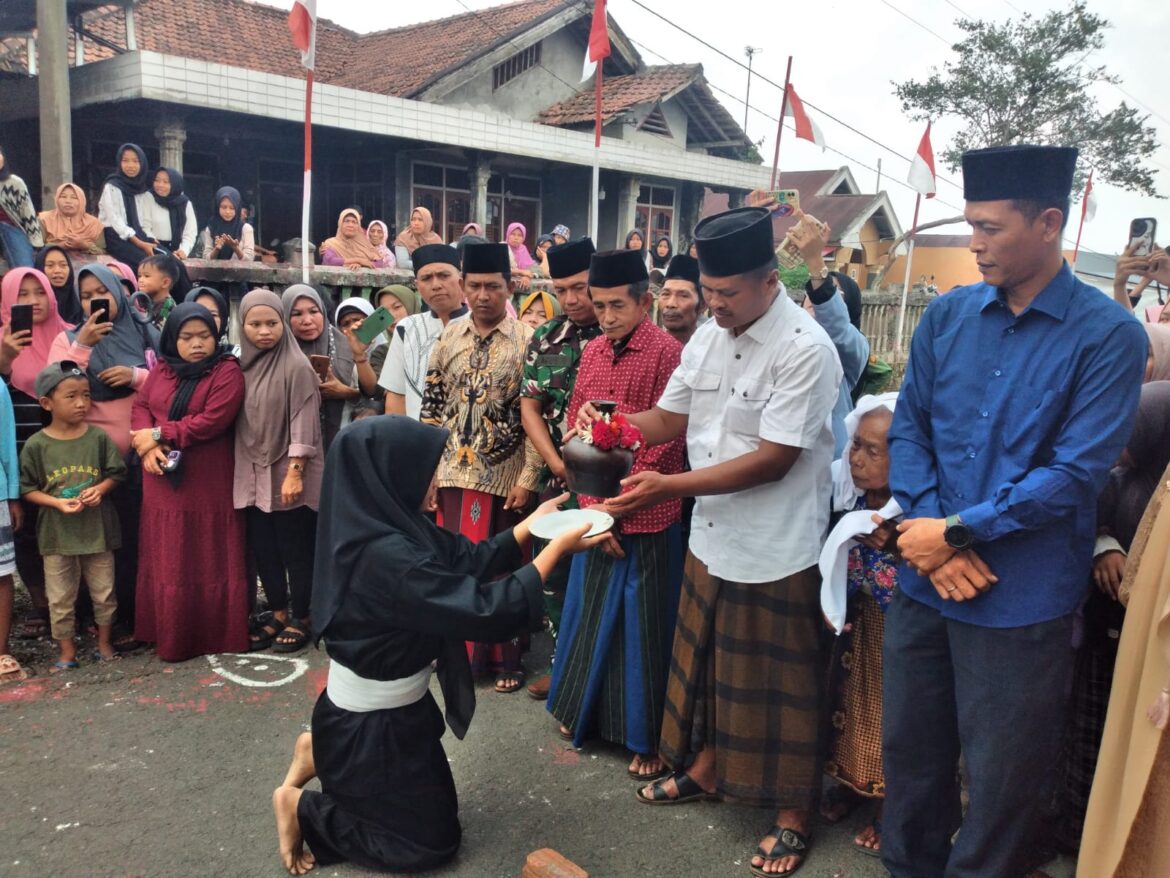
left=889, top=262, right=1147, bottom=627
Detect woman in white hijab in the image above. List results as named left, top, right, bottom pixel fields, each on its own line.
left=818, top=393, right=900, bottom=858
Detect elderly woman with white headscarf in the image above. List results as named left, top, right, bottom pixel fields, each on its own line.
left=817, top=392, right=900, bottom=859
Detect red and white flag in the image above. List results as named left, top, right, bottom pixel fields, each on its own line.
left=784, top=84, right=825, bottom=151
left=1081, top=171, right=1097, bottom=223
left=581, top=0, right=611, bottom=82
left=288, top=0, right=317, bottom=71
left=907, top=121, right=936, bottom=198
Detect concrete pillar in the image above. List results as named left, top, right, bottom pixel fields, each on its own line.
left=617, top=175, right=640, bottom=248
left=154, top=118, right=187, bottom=172
left=124, top=1, right=138, bottom=50
left=36, top=0, right=73, bottom=206
left=73, top=20, right=84, bottom=66
left=469, top=152, right=492, bottom=230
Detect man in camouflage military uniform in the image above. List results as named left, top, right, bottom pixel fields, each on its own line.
left=520, top=237, right=603, bottom=699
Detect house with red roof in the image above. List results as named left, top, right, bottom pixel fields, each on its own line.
left=703, top=166, right=904, bottom=288
left=0, top=0, right=767, bottom=252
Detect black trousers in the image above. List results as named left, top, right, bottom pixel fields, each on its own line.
left=881, top=590, right=1073, bottom=878
left=111, top=462, right=141, bottom=630
left=245, top=506, right=317, bottom=622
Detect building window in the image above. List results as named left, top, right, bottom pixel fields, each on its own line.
left=411, top=162, right=471, bottom=244
left=485, top=173, right=541, bottom=246
left=492, top=42, right=542, bottom=91
left=411, top=163, right=542, bottom=244
left=636, top=185, right=676, bottom=243
left=328, top=160, right=385, bottom=232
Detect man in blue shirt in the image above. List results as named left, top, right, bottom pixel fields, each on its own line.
left=883, top=145, right=1147, bottom=878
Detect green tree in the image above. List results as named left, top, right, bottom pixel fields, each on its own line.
left=893, top=3, right=1160, bottom=196
left=778, top=262, right=810, bottom=291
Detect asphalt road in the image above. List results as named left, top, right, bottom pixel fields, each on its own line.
left=0, top=631, right=1076, bottom=878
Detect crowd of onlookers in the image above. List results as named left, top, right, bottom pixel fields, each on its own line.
left=2, top=138, right=1170, bottom=878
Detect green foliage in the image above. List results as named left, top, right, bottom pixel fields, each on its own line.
left=778, top=263, right=810, bottom=290
left=893, top=2, right=1160, bottom=196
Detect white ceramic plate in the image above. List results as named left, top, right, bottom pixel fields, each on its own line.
left=529, top=508, right=615, bottom=541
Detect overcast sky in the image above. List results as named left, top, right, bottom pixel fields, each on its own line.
left=276, top=0, right=1169, bottom=257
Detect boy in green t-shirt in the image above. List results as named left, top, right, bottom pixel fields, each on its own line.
left=19, top=362, right=126, bottom=670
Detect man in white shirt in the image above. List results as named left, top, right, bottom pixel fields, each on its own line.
left=582, top=207, right=842, bottom=876
left=379, top=244, right=469, bottom=419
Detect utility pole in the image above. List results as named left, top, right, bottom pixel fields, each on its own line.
left=743, top=46, right=761, bottom=139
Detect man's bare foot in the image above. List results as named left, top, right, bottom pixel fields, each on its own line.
left=628, top=753, right=666, bottom=778
left=751, top=809, right=810, bottom=875
left=273, top=786, right=315, bottom=875
left=282, top=733, right=316, bottom=789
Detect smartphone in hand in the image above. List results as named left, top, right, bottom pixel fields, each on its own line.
left=769, top=189, right=801, bottom=217
left=9, top=304, right=33, bottom=335
left=1129, top=218, right=1157, bottom=258
left=309, top=354, right=332, bottom=381
left=354, top=306, right=395, bottom=345
left=89, top=299, right=111, bottom=324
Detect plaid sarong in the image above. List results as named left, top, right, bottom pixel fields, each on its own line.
left=659, top=552, right=823, bottom=808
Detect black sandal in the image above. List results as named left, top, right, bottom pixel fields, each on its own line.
left=749, top=826, right=811, bottom=877
left=634, top=769, right=717, bottom=805
left=248, top=613, right=285, bottom=651
left=272, top=622, right=310, bottom=654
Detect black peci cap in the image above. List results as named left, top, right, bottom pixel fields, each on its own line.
left=461, top=242, right=511, bottom=275
left=412, top=243, right=460, bottom=272
left=693, top=207, right=775, bottom=278
left=546, top=237, right=596, bottom=279
left=588, top=249, right=649, bottom=288
left=663, top=254, right=700, bottom=287
left=962, top=144, right=1079, bottom=202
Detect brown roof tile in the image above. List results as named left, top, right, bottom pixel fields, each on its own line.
left=535, top=64, right=701, bottom=126
left=44, top=0, right=568, bottom=97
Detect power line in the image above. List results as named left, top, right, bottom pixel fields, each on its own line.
left=876, top=0, right=952, bottom=46
left=620, top=0, right=968, bottom=195
left=624, top=12, right=1107, bottom=256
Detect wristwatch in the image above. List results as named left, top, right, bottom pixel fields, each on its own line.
left=812, top=265, right=830, bottom=281
left=944, top=514, right=973, bottom=551
left=151, top=426, right=163, bottom=444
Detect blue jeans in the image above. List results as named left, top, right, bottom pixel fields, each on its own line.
left=881, top=589, right=1074, bottom=878
left=0, top=221, right=35, bottom=267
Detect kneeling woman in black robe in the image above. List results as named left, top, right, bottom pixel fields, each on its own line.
left=272, top=416, right=609, bottom=876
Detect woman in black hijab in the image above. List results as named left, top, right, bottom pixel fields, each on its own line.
left=97, top=142, right=157, bottom=269
left=271, top=416, right=611, bottom=876
left=147, top=167, right=196, bottom=259
left=33, top=244, right=83, bottom=324
left=184, top=286, right=231, bottom=343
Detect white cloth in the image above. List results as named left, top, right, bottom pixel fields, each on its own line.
left=818, top=497, right=903, bottom=634
left=657, top=290, right=843, bottom=583
left=832, top=391, right=900, bottom=510
left=1093, top=534, right=1125, bottom=559
left=96, top=184, right=154, bottom=241
left=326, top=660, right=432, bottom=713
left=377, top=309, right=468, bottom=420
left=139, top=197, right=198, bottom=254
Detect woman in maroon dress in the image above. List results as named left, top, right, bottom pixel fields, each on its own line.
left=130, top=302, right=247, bottom=661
